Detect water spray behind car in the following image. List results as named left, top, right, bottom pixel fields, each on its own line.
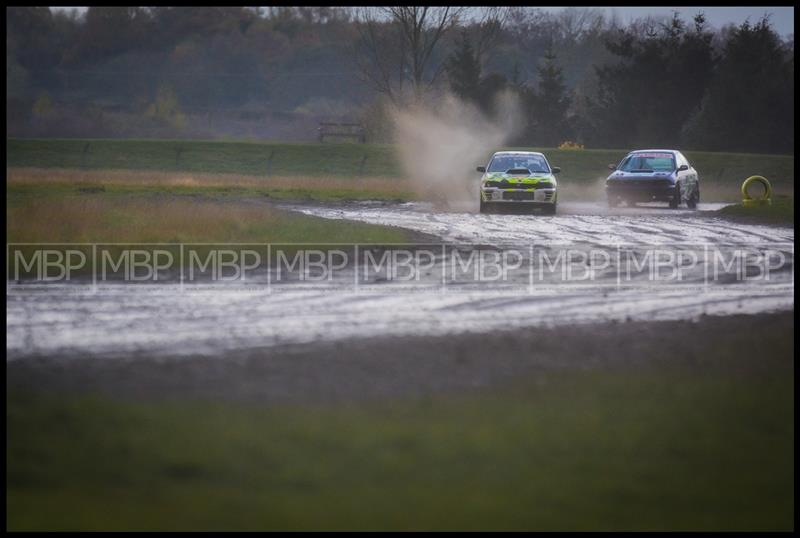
left=391, top=91, right=523, bottom=212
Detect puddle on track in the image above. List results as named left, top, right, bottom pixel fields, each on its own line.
left=7, top=201, right=794, bottom=359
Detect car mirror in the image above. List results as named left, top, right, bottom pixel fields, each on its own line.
left=551, top=166, right=561, bottom=174
left=476, top=166, right=486, bottom=173
left=608, top=164, right=616, bottom=170
left=677, top=164, right=689, bottom=172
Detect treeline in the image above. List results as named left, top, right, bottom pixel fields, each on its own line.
left=7, top=7, right=370, bottom=140
left=446, top=12, right=793, bottom=153
left=6, top=7, right=794, bottom=153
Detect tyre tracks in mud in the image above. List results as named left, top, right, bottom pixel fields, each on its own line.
left=6, top=201, right=794, bottom=359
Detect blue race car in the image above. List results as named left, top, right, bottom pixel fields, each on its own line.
left=605, top=149, right=700, bottom=209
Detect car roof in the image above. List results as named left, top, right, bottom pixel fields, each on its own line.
left=628, top=149, right=678, bottom=155
left=491, top=151, right=545, bottom=157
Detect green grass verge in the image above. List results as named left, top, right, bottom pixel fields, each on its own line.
left=6, top=181, right=414, bottom=205
left=6, top=138, right=402, bottom=177
left=7, top=358, right=793, bottom=531
left=7, top=139, right=794, bottom=197
left=715, top=194, right=794, bottom=226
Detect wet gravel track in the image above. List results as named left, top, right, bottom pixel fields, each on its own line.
left=6, top=201, right=794, bottom=360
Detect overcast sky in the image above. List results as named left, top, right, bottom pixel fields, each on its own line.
left=48, top=6, right=794, bottom=38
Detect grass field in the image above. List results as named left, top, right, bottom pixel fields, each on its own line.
left=715, top=194, right=794, bottom=225
left=6, top=194, right=412, bottom=245
left=6, top=138, right=794, bottom=530
left=7, top=168, right=415, bottom=204
left=7, top=139, right=794, bottom=200
left=6, top=169, right=415, bottom=245
left=6, top=139, right=402, bottom=177
left=7, top=334, right=794, bottom=531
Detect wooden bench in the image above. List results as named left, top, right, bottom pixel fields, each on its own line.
left=317, top=122, right=366, bottom=143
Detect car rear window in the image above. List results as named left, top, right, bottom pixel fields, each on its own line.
left=618, top=153, right=675, bottom=172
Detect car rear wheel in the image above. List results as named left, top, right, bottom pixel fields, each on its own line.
left=669, top=183, right=681, bottom=209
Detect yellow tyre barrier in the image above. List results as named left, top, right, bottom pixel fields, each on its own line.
left=741, top=175, right=772, bottom=207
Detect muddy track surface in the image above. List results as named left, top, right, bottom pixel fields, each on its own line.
left=6, top=201, right=794, bottom=360
left=289, top=200, right=792, bottom=246
left=8, top=311, right=794, bottom=403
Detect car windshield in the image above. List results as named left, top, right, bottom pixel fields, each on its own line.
left=618, top=152, right=675, bottom=173
left=487, top=154, right=550, bottom=174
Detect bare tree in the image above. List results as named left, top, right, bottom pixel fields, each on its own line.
left=354, top=6, right=467, bottom=104
left=556, top=8, right=606, bottom=43
left=353, top=8, right=406, bottom=104
left=471, top=6, right=509, bottom=64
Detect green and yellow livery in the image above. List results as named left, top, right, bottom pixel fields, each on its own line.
left=476, top=151, right=560, bottom=215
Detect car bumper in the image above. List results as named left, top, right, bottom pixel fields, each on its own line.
left=606, top=182, right=675, bottom=201
left=481, top=188, right=556, bottom=204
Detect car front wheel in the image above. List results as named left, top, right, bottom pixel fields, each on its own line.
left=669, top=183, right=682, bottom=209
left=687, top=185, right=699, bottom=209
left=542, top=203, right=557, bottom=215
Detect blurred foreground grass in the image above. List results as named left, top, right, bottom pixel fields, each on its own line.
left=7, top=356, right=793, bottom=531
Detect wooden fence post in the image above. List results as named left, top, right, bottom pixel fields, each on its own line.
left=266, top=149, right=275, bottom=176
left=81, top=142, right=91, bottom=168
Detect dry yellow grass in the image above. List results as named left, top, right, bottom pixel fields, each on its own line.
left=7, top=195, right=285, bottom=243
left=6, top=167, right=413, bottom=196
left=6, top=168, right=414, bottom=243
left=7, top=192, right=411, bottom=244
